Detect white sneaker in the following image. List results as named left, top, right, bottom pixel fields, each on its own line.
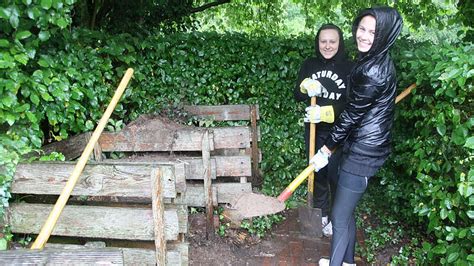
left=342, top=262, right=356, bottom=266
left=318, top=258, right=330, bottom=266
left=322, top=221, right=333, bottom=237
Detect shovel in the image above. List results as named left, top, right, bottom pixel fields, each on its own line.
left=299, top=96, right=323, bottom=237
left=223, top=83, right=416, bottom=224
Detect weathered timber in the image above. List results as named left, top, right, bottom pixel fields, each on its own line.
left=110, top=155, right=252, bottom=179
left=202, top=131, right=215, bottom=239
left=45, top=242, right=188, bottom=266
left=12, top=162, right=185, bottom=199
left=7, top=203, right=186, bottom=241
left=41, top=132, right=92, bottom=160
left=185, top=183, right=252, bottom=207
left=250, top=104, right=261, bottom=186
left=99, top=125, right=251, bottom=151
left=0, top=249, right=123, bottom=265
left=151, top=168, right=166, bottom=265
left=183, top=104, right=259, bottom=121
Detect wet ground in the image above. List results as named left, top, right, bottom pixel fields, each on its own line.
left=188, top=208, right=366, bottom=265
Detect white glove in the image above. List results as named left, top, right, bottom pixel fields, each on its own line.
left=304, top=105, right=335, bottom=123
left=299, top=78, right=327, bottom=97
left=309, top=148, right=331, bottom=172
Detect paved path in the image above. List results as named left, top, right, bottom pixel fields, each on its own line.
left=242, top=208, right=366, bottom=265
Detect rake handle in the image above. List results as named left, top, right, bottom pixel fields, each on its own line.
left=31, top=68, right=134, bottom=249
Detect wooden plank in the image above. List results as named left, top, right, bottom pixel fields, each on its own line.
left=173, top=162, right=187, bottom=196
left=181, top=156, right=251, bottom=179
left=108, top=156, right=251, bottom=179
left=121, top=243, right=188, bottom=266
left=151, top=168, right=166, bottom=266
left=250, top=104, right=261, bottom=186
left=213, top=127, right=251, bottom=149
left=93, top=140, right=103, bottom=161
left=214, top=156, right=251, bottom=177
left=0, top=249, right=123, bottom=265
left=185, top=183, right=252, bottom=207
left=12, top=162, right=181, bottom=198
left=202, top=131, right=215, bottom=239
left=44, top=242, right=188, bottom=266
left=7, top=203, right=186, bottom=241
left=184, top=104, right=260, bottom=121
left=41, top=132, right=91, bottom=160
left=99, top=126, right=251, bottom=152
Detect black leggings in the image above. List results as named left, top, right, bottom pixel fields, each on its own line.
left=329, top=170, right=369, bottom=265
left=305, top=128, right=342, bottom=217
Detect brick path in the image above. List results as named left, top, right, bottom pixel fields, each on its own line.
left=241, top=208, right=366, bottom=265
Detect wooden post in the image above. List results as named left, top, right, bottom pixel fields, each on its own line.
left=250, top=105, right=261, bottom=187
left=93, top=140, right=103, bottom=162
left=202, top=130, right=215, bottom=239
left=151, top=168, right=166, bottom=266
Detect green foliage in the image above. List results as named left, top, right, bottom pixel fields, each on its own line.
left=355, top=181, right=420, bottom=263
left=366, top=39, right=474, bottom=264
left=0, top=0, right=75, bottom=242
left=71, top=0, right=200, bottom=33
left=240, top=214, right=285, bottom=238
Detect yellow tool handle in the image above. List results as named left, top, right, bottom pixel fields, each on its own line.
left=278, top=165, right=315, bottom=202
left=31, top=68, right=134, bottom=249
left=277, top=83, right=416, bottom=203
left=395, top=83, right=416, bottom=104
left=307, top=96, right=316, bottom=207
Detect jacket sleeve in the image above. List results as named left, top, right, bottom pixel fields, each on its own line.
left=324, top=80, right=381, bottom=150
left=294, top=60, right=310, bottom=102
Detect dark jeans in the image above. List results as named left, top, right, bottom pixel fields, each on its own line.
left=329, top=170, right=369, bottom=265
left=305, top=128, right=342, bottom=217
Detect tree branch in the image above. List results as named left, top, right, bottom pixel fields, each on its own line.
left=190, top=0, right=231, bottom=14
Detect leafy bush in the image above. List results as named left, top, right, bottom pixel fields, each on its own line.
left=369, top=40, right=473, bottom=264
left=0, top=0, right=75, bottom=218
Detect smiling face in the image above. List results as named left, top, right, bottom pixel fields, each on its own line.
left=318, top=29, right=340, bottom=59
left=356, top=15, right=376, bottom=52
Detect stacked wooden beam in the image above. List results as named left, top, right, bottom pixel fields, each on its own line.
left=7, top=161, right=188, bottom=265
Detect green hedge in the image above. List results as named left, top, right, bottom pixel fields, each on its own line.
left=382, top=41, right=473, bottom=263
left=0, top=6, right=472, bottom=261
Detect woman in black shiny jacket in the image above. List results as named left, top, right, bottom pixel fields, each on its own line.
left=314, top=7, right=403, bottom=266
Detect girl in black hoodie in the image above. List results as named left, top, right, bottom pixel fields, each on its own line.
left=314, top=7, right=403, bottom=266
left=294, top=24, right=354, bottom=237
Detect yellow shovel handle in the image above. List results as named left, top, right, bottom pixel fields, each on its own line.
left=277, top=165, right=315, bottom=202
left=31, top=68, right=134, bottom=249
left=307, top=96, right=316, bottom=206
left=278, top=83, right=416, bottom=203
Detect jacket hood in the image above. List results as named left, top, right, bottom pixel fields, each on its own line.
left=352, top=7, right=403, bottom=61
left=315, top=23, right=347, bottom=64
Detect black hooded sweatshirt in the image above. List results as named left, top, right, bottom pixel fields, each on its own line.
left=294, top=24, right=354, bottom=133
left=324, top=7, right=403, bottom=176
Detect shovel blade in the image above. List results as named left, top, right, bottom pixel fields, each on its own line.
left=223, top=192, right=286, bottom=223
left=298, top=206, right=322, bottom=237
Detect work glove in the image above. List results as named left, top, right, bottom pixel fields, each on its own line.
left=309, top=148, right=331, bottom=172
left=299, top=78, right=327, bottom=97
left=304, top=105, right=335, bottom=123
